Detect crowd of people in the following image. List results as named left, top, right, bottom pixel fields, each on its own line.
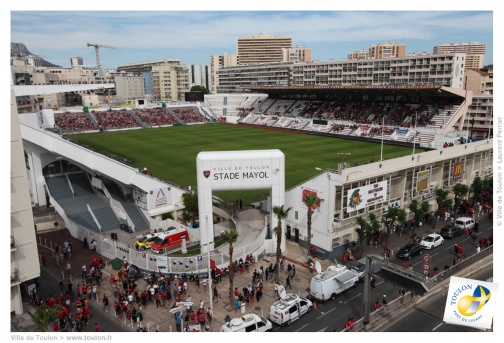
left=92, top=109, right=141, bottom=130
left=54, top=112, right=96, bottom=132
left=171, top=106, right=209, bottom=123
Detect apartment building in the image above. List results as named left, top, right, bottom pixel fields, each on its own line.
left=114, top=73, right=146, bottom=100
left=210, top=53, right=239, bottom=93
left=237, top=33, right=292, bottom=65
left=463, top=94, right=493, bottom=138
left=10, top=89, right=40, bottom=315
left=117, top=59, right=190, bottom=102
left=464, top=68, right=493, bottom=95
left=188, top=64, right=211, bottom=91
left=282, top=46, right=312, bottom=63
left=217, top=62, right=292, bottom=93
left=433, top=42, right=486, bottom=70
left=369, top=42, right=406, bottom=59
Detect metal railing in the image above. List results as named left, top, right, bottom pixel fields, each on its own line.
left=39, top=219, right=269, bottom=276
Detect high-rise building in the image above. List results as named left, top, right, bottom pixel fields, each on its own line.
left=188, top=64, right=210, bottom=91
left=237, top=34, right=292, bottom=65
left=433, top=42, right=486, bottom=70
left=282, top=46, right=312, bottom=63
left=210, top=53, right=238, bottom=93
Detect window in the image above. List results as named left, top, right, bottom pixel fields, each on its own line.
left=289, top=305, right=298, bottom=314
left=256, top=321, right=266, bottom=329
left=245, top=324, right=257, bottom=332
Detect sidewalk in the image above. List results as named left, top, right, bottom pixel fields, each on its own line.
left=28, top=210, right=492, bottom=332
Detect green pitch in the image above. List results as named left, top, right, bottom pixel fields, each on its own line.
left=70, top=124, right=412, bottom=205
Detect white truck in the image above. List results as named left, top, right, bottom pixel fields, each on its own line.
left=309, top=264, right=359, bottom=302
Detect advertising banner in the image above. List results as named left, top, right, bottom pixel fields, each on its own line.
left=417, top=170, right=429, bottom=191
left=147, top=187, right=172, bottom=209
left=301, top=187, right=323, bottom=214
left=347, top=180, right=388, bottom=213
left=453, top=162, right=464, bottom=180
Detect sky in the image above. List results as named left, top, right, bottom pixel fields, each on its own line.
left=9, top=8, right=494, bottom=70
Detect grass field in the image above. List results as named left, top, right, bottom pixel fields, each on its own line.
left=70, top=124, right=412, bottom=205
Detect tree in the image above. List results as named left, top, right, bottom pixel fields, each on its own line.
left=190, top=85, right=210, bottom=94
left=382, top=207, right=406, bottom=247
left=408, top=200, right=430, bottom=238
left=470, top=176, right=483, bottom=205
left=272, top=205, right=292, bottom=282
left=222, top=230, right=238, bottom=307
left=435, top=189, right=453, bottom=217
left=27, top=305, right=59, bottom=332
left=181, top=192, right=198, bottom=221
left=452, top=183, right=469, bottom=212
left=355, top=213, right=380, bottom=259
left=303, top=193, right=319, bottom=252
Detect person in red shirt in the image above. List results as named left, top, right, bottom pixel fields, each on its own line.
left=373, top=299, right=381, bottom=311
left=41, top=253, right=46, bottom=267
left=53, top=322, right=59, bottom=332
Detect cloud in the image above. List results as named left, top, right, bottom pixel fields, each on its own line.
left=11, top=11, right=492, bottom=67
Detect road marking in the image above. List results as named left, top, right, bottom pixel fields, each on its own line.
left=318, top=326, right=327, bottom=332
left=316, top=306, right=336, bottom=319
left=432, top=322, right=443, bottom=331
left=344, top=293, right=362, bottom=303
left=296, top=324, right=309, bottom=332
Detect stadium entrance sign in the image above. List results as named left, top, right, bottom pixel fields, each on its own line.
left=196, top=150, right=285, bottom=253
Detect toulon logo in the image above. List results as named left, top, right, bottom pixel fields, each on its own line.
left=203, top=170, right=210, bottom=178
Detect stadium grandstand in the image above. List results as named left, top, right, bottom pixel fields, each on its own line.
left=204, top=85, right=487, bottom=150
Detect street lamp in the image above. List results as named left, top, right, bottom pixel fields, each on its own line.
left=204, top=216, right=213, bottom=311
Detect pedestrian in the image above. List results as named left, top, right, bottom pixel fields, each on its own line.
left=66, top=262, right=71, bottom=275
left=41, top=252, right=46, bottom=267
left=175, top=313, right=182, bottom=332
left=198, top=311, right=206, bottom=327
left=224, top=314, right=231, bottom=323
left=82, top=264, right=87, bottom=279
left=206, top=307, right=213, bottom=323
left=202, top=278, right=207, bottom=292
left=476, top=246, right=481, bottom=254
left=102, top=294, right=108, bottom=312
left=95, top=322, right=100, bottom=332
left=382, top=295, right=388, bottom=307
left=234, top=298, right=240, bottom=313
left=291, top=265, right=296, bottom=280
left=286, top=276, right=292, bottom=289
left=370, top=277, right=376, bottom=290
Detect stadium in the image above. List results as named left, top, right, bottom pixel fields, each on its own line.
left=16, top=84, right=492, bottom=269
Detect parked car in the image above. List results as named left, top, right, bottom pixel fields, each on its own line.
left=454, top=217, right=475, bottom=230
left=396, top=243, right=424, bottom=260
left=135, top=234, right=158, bottom=250
left=127, top=264, right=143, bottom=281
left=420, top=233, right=445, bottom=250
left=440, top=225, right=464, bottom=239
left=269, top=292, right=313, bottom=326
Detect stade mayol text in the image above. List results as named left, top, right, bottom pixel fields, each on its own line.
left=213, top=171, right=269, bottom=180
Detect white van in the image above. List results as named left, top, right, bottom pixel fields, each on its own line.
left=269, top=291, right=313, bottom=326
left=220, top=313, right=273, bottom=332
left=454, top=217, right=475, bottom=230
left=310, top=264, right=359, bottom=302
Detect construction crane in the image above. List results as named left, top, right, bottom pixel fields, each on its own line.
left=86, top=43, right=117, bottom=77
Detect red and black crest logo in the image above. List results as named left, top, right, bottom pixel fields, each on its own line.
left=203, top=170, right=210, bottom=178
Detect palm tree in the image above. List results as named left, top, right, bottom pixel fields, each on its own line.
left=303, top=193, right=319, bottom=252
left=435, top=189, right=453, bottom=224
left=452, top=183, right=469, bottom=213
left=222, top=230, right=238, bottom=307
left=470, top=176, right=483, bottom=205
left=408, top=200, right=430, bottom=238
left=27, top=304, right=59, bottom=332
left=355, top=213, right=380, bottom=259
left=272, top=205, right=292, bottom=282
left=382, top=207, right=406, bottom=247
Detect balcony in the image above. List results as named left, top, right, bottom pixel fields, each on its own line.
left=11, top=268, right=20, bottom=284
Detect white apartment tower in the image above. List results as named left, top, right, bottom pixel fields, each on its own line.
left=189, top=64, right=210, bottom=91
